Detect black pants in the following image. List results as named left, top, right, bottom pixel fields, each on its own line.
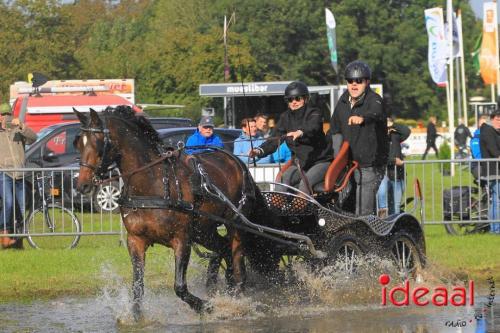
left=422, top=142, right=438, bottom=160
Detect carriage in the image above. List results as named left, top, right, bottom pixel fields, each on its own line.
left=194, top=140, right=426, bottom=283
left=73, top=106, right=426, bottom=318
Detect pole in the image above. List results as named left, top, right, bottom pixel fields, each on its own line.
left=447, top=0, right=455, bottom=167
left=457, top=10, right=468, bottom=126
left=455, top=57, right=462, bottom=122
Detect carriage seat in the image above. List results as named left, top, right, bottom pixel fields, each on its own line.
left=275, top=141, right=358, bottom=194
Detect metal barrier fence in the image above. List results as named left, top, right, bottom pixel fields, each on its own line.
left=404, top=158, right=499, bottom=229
left=1, top=159, right=498, bottom=246
left=0, top=167, right=123, bottom=248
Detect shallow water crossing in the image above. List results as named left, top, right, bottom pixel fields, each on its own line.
left=0, top=260, right=498, bottom=332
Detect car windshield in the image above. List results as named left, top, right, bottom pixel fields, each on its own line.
left=25, top=125, right=60, bottom=150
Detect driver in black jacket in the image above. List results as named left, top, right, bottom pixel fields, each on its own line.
left=330, top=61, right=388, bottom=216
left=249, top=81, right=333, bottom=194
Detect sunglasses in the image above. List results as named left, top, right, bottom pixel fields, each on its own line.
left=201, top=126, right=214, bottom=129
left=285, top=96, right=304, bottom=103
left=346, top=78, right=365, bottom=84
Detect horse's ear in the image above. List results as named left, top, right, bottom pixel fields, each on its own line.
left=73, top=108, right=88, bottom=124
left=89, top=108, right=102, bottom=127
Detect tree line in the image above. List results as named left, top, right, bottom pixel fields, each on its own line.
left=0, top=0, right=486, bottom=121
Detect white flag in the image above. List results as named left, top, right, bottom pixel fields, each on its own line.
left=425, top=8, right=448, bottom=86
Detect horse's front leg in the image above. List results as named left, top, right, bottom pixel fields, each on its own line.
left=172, top=238, right=212, bottom=313
left=127, top=235, right=148, bottom=321
left=230, top=230, right=245, bottom=294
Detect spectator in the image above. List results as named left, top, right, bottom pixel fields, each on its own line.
left=454, top=118, right=472, bottom=158
left=0, top=112, right=37, bottom=248
left=377, top=117, right=411, bottom=217
left=479, top=110, right=500, bottom=234
left=254, top=113, right=272, bottom=139
left=454, top=117, right=472, bottom=147
left=271, top=142, right=292, bottom=164
left=330, top=60, right=388, bottom=216
left=249, top=81, right=333, bottom=194
left=421, top=116, right=440, bottom=160
left=470, top=115, right=488, bottom=180
left=233, top=118, right=272, bottom=164
left=471, top=115, right=488, bottom=159
left=185, top=116, right=223, bottom=154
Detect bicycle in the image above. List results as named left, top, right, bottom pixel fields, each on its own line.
left=443, top=181, right=490, bottom=235
left=22, top=172, right=82, bottom=249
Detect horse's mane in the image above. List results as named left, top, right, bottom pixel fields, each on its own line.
left=103, top=105, right=163, bottom=152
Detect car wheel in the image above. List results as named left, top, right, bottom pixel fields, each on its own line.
left=93, top=182, right=121, bottom=213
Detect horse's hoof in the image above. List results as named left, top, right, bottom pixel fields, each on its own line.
left=198, top=300, right=213, bottom=314
left=132, top=303, right=144, bottom=322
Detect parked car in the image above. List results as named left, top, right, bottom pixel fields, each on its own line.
left=24, top=123, right=240, bottom=212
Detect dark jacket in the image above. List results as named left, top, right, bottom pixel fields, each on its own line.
left=387, top=124, right=410, bottom=181
left=479, top=123, right=500, bottom=178
left=454, top=124, right=472, bottom=146
left=258, top=104, right=332, bottom=170
left=330, top=88, right=388, bottom=168
left=426, top=122, right=438, bottom=144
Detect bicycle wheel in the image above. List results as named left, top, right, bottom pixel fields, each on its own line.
left=26, top=204, right=81, bottom=249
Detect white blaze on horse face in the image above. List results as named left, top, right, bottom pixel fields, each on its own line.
left=82, top=134, right=88, bottom=147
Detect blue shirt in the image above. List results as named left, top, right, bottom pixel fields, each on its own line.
left=185, top=130, right=224, bottom=154
left=233, top=134, right=273, bottom=164
left=470, top=128, right=481, bottom=159
left=271, top=142, right=292, bottom=163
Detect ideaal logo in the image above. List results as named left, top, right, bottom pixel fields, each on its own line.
left=379, top=274, right=496, bottom=329
left=379, top=274, right=474, bottom=306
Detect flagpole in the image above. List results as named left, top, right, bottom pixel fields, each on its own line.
left=457, top=10, right=468, bottom=126
left=447, top=0, right=455, bottom=165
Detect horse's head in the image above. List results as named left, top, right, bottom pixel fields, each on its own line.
left=73, top=108, right=118, bottom=194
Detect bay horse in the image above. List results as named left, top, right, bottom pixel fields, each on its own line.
left=73, top=106, right=277, bottom=319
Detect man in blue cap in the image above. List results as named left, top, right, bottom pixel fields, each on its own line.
left=185, top=116, right=223, bottom=154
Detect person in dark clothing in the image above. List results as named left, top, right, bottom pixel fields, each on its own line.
left=249, top=81, right=333, bottom=194
left=421, top=116, right=439, bottom=160
left=377, top=118, right=411, bottom=217
left=330, top=60, right=388, bottom=216
left=479, top=110, right=500, bottom=234
left=454, top=118, right=472, bottom=158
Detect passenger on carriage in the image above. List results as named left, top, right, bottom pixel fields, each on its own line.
left=249, top=81, right=333, bottom=194
left=330, top=60, right=389, bottom=216
left=233, top=118, right=272, bottom=164
left=185, top=116, right=224, bottom=154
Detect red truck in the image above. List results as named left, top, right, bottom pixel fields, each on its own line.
left=9, top=79, right=142, bottom=133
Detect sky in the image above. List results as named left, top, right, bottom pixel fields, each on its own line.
left=469, top=0, right=500, bottom=18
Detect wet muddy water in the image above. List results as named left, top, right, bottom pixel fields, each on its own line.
left=1, top=261, right=498, bottom=332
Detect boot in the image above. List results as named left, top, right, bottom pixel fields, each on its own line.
left=1, top=230, right=16, bottom=249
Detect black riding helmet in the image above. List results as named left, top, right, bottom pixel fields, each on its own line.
left=284, top=81, right=309, bottom=101
left=345, top=60, right=371, bottom=80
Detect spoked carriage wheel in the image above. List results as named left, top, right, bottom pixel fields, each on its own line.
left=386, top=230, right=423, bottom=281
left=327, top=229, right=367, bottom=274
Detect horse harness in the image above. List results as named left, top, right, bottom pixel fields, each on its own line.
left=78, top=120, right=251, bottom=220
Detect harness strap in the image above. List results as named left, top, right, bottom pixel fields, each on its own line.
left=96, top=150, right=179, bottom=185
